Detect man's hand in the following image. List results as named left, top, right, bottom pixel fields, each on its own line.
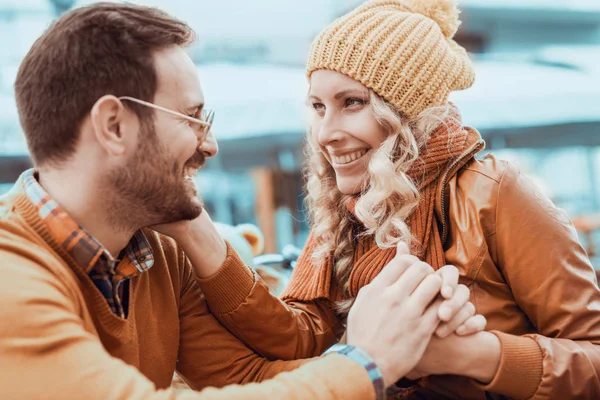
left=346, top=242, right=444, bottom=387
left=151, top=210, right=227, bottom=277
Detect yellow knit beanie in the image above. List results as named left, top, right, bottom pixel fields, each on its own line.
left=306, top=0, right=475, bottom=119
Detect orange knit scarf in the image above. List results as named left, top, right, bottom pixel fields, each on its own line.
left=283, top=107, right=483, bottom=302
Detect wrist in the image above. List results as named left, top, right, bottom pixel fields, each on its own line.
left=455, top=332, right=501, bottom=383
left=332, top=345, right=386, bottom=400
left=179, top=221, right=227, bottom=278
left=348, top=347, right=406, bottom=389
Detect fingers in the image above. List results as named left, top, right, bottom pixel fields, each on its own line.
left=421, top=298, right=444, bottom=332
left=406, top=272, right=442, bottom=315
left=369, top=242, right=420, bottom=289
left=437, top=284, right=470, bottom=322
left=386, top=260, right=434, bottom=296
left=455, top=315, right=487, bottom=336
left=436, top=265, right=459, bottom=299
left=435, top=301, right=475, bottom=338
left=395, top=241, right=410, bottom=256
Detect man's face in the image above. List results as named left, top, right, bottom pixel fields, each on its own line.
left=109, top=47, right=216, bottom=226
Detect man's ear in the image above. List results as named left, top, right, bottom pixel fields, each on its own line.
left=90, top=95, right=129, bottom=156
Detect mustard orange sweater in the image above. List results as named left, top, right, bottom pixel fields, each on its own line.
left=0, top=184, right=375, bottom=400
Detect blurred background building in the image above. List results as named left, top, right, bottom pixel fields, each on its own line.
left=1, top=0, right=600, bottom=266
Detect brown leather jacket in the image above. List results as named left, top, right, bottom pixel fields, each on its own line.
left=197, top=153, right=600, bottom=400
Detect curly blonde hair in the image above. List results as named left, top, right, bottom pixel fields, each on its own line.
left=304, top=90, right=452, bottom=313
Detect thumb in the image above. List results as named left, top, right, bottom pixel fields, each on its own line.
left=369, top=241, right=416, bottom=289
left=395, top=241, right=411, bottom=256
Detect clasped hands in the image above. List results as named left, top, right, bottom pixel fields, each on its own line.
left=347, top=242, right=492, bottom=386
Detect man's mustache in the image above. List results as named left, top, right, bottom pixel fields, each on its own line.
left=185, top=152, right=206, bottom=170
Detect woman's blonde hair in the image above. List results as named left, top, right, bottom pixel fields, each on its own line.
left=304, top=90, right=452, bottom=314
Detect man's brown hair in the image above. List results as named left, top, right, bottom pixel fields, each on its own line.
left=15, top=2, right=195, bottom=166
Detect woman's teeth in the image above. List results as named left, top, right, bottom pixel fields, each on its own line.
left=332, top=150, right=368, bottom=165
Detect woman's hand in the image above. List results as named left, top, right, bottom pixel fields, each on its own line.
left=405, top=332, right=501, bottom=382
left=150, top=209, right=227, bottom=278
left=434, top=265, right=486, bottom=338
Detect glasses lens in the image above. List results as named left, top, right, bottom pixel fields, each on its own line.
left=197, top=109, right=213, bottom=139
left=203, top=109, right=215, bottom=126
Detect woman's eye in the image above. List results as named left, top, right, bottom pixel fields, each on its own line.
left=311, top=103, right=325, bottom=112
left=345, top=98, right=366, bottom=107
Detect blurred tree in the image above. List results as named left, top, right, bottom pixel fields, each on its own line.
left=49, top=0, right=76, bottom=17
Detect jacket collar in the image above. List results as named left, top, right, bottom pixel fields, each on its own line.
left=434, top=126, right=486, bottom=243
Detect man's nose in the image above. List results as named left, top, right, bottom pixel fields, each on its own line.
left=199, top=132, right=218, bottom=158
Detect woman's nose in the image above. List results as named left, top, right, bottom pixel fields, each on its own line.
left=316, top=113, right=345, bottom=147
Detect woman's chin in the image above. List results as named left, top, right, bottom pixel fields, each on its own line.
left=336, top=176, right=363, bottom=195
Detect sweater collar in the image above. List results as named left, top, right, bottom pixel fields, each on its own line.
left=18, top=169, right=154, bottom=275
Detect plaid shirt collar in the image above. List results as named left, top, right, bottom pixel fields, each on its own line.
left=21, top=169, right=154, bottom=276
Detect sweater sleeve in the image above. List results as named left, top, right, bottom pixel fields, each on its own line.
left=195, top=242, right=344, bottom=360
left=0, top=250, right=376, bottom=400
left=479, top=163, right=600, bottom=400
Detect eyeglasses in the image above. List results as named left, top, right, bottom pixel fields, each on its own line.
left=118, top=96, right=215, bottom=143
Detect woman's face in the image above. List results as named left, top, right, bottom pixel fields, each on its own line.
left=309, top=70, right=387, bottom=195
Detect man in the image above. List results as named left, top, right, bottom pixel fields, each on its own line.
left=0, top=3, right=452, bottom=400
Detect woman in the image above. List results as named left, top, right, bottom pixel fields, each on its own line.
left=197, top=0, right=600, bottom=398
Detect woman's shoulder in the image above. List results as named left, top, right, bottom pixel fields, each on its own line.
left=451, top=153, right=559, bottom=224
left=445, top=153, right=544, bottom=236
left=457, top=153, right=511, bottom=184
left=458, top=153, right=550, bottom=203
left=454, top=153, right=536, bottom=199
left=448, top=153, right=510, bottom=213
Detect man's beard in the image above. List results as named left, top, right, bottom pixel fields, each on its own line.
left=104, top=123, right=204, bottom=231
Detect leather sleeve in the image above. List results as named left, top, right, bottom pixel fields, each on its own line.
left=483, top=163, right=600, bottom=399
left=196, top=247, right=344, bottom=360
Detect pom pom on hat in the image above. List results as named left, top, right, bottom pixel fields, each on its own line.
left=404, top=0, right=461, bottom=39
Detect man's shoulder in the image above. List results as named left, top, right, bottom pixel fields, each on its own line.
left=0, top=181, right=25, bottom=220
left=0, top=211, right=53, bottom=269
left=0, top=229, right=79, bottom=310
left=0, top=190, right=84, bottom=303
